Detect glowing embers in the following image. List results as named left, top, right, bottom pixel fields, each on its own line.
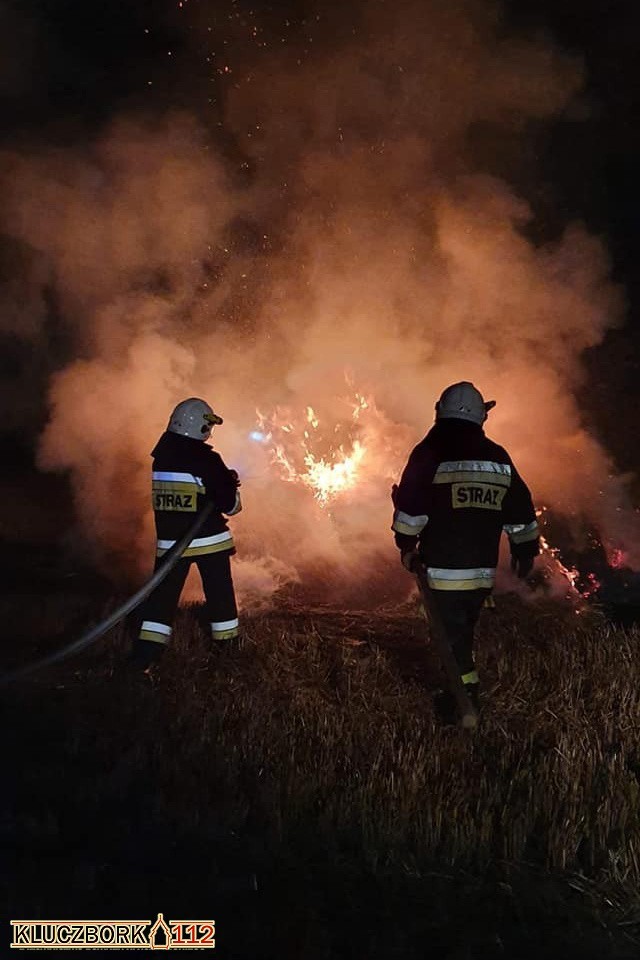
left=255, top=394, right=372, bottom=505
left=608, top=547, right=627, bottom=569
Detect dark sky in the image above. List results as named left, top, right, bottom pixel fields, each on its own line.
left=2, top=0, right=640, bottom=465
left=499, top=0, right=640, bottom=463
left=506, top=0, right=639, bottom=285
left=7, top=2, right=636, bottom=250
left=3, top=0, right=638, bottom=283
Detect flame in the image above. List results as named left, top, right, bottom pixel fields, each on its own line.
left=301, top=440, right=367, bottom=503
left=537, top=506, right=604, bottom=600
left=255, top=392, right=373, bottom=505
left=536, top=504, right=584, bottom=595
left=539, top=532, right=580, bottom=591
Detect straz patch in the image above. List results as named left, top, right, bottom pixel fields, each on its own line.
left=452, top=482, right=506, bottom=510
left=153, top=482, right=198, bottom=513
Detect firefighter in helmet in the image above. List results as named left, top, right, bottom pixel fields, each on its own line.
left=391, top=382, right=540, bottom=711
left=133, top=397, right=242, bottom=667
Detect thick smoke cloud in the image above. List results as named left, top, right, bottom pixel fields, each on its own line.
left=0, top=0, right=635, bottom=605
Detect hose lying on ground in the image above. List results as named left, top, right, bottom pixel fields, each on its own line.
left=0, top=502, right=214, bottom=687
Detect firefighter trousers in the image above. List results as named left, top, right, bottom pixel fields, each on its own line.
left=428, top=588, right=491, bottom=682
left=137, top=549, right=239, bottom=649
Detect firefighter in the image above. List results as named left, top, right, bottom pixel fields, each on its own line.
left=133, top=397, right=242, bottom=668
left=391, top=381, right=540, bottom=711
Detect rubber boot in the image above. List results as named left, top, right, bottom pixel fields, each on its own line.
left=130, top=638, right=165, bottom=672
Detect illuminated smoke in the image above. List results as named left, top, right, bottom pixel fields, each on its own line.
left=0, top=0, right=635, bottom=606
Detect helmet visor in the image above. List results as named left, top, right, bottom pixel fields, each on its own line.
left=204, top=411, right=223, bottom=426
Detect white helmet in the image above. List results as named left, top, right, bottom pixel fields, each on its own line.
left=167, top=398, right=223, bottom=441
left=436, top=382, right=496, bottom=425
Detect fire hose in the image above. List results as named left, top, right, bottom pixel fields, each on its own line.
left=0, top=502, right=214, bottom=688
left=413, top=562, right=479, bottom=730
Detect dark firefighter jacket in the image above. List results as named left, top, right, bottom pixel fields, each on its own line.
left=150, top=431, right=241, bottom=558
left=391, top=419, right=539, bottom=590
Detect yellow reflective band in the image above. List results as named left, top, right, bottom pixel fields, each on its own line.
left=152, top=481, right=200, bottom=495
left=506, top=521, right=540, bottom=544
left=156, top=533, right=234, bottom=558
left=212, top=627, right=239, bottom=640
left=426, top=567, right=495, bottom=591
left=461, top=670, right=479, bottom=685
left=434, top=470, right=512, bottom=487
left=178, top=539, right=235, bottom=558
left=429, top=577, right=495, bottom=590
left=393, top=520, right=420, bottom=536
left=392, top=510, right=428, bottom=536
left=138, top=630, right=170, bottom=644
left=434, top=461, right=512, bottom=487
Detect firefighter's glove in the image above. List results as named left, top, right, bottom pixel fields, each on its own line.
left=229, top=469, right=241, bottom=487
left=401, top=549, right=421, bottom=574
left=511, top=554, right=534, bottom=579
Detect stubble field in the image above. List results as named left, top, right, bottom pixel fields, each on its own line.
left=3, top=578, right=640, bottom=959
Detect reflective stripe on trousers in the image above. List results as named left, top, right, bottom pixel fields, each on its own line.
left=156, top=531, right=234, bottom=558
left=426, top=567, right=496, bottom=590
left=211, top=617, right=239, bottom=640
left=139, top=620, right=172, bottom=644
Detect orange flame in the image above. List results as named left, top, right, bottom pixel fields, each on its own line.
left=536, top=506, right=603, bottom=600
left=256, top=393, right=374, bottom=505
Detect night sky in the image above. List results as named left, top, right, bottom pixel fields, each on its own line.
left=2, top=1, right=638, bottom=249
left=1, top=0, right=640, bottom=470
left=4, top=1, right=636, bottom=256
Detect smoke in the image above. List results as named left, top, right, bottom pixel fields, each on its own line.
left=0, top=0, right=634, bottom=606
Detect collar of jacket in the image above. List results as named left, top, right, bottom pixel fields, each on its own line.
left=151, top=431, right=213, bottom=458
left=426, top=419, right=485, bottom=441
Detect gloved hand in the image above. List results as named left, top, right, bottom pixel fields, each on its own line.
left=511, top=553, right=534, bottom=579
left=229, top=469, right=241, bottom=487
left=401, top=549, right=421, bottom=573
